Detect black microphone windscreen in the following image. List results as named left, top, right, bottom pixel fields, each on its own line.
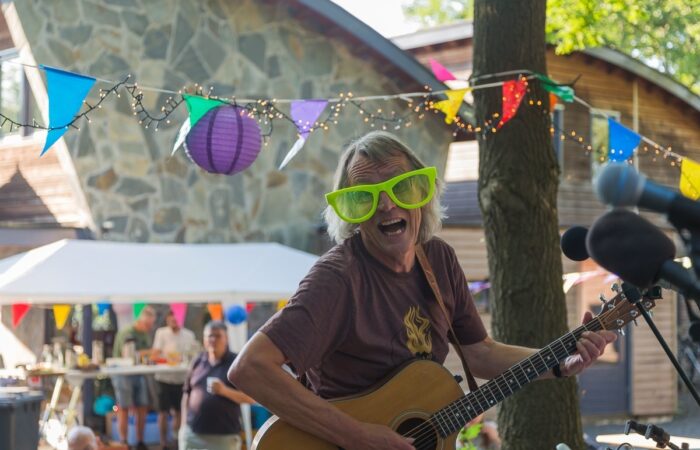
left=561, top=226, right=589, bottom=261
left=689, top=322, right=700, bottom=343
left=586, top=209, right=675, bottom=288
left=595, top=163, right=645, bottom=207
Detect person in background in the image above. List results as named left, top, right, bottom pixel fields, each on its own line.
left=66, top=426, right=103, bottom=450
left=112, top=305, right=156, bottom=450
left=180, top=320, right=254, bottom=450
left=151, top=310, right=197, bottom=450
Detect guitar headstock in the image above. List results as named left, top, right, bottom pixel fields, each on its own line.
left=596, top=283, right=660, bottom=331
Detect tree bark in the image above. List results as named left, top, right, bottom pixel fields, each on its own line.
left=473, top=1, right=584, bottom=449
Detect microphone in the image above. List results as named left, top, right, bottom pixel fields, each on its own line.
left=595, top=163, right=700, bottom=228
left=561, top=226, right=589, bottom=261
left=586, top=209, right=700, bottom=299
left=555, top=444, right=572, bottom=450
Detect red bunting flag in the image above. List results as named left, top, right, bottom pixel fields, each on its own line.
left=12, top=303, right=30, bottom=328
left=497, top=79, right=528, bottom=129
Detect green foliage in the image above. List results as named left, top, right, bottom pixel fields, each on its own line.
left=457, top=422, right=482, bottom=450
left=403, top=0, right=473, bottom=27
left=403, top=0, right=700, bottom=93
left=547, top=0, right=700, bottom=94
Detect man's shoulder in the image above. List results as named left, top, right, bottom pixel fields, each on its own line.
left=423, top=236, right=456, bottom=258
left=312, top=236, right=363, bottom=277
left=182, top=328, right=196, bottom=340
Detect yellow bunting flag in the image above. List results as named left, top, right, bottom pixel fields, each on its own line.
left=680, top=158, right=700, bottom=200
left=432, top=88, right=470, bottom=124
left=207, top=303, right=223, bottom=321
left=276, top=299, right=288, bottom=312
left=53, top=304, right=71, bottom=330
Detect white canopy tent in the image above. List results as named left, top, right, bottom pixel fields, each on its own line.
left=0, top=238, right=318, bottom=304
left=0, top=239, right=318, bottom=449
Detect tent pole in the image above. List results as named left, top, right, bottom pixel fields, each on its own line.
left=82, top=304, right=94, bottom=427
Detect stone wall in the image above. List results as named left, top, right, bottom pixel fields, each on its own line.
left=13, top=0, right=453, bottom=253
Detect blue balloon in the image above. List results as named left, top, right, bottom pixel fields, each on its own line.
left=93, top=395, right=115, bottom=416
left=225, top=305, right=247, bottom=325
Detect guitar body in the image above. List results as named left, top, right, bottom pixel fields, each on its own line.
left=252, top=359, right=463, bottom=450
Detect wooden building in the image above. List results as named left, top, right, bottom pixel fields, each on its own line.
left=393, top=22, right=700, bottom=417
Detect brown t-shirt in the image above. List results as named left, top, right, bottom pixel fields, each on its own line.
left=260, top=234, right=487, bottom=399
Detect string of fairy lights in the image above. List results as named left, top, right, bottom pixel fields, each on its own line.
left=0, top=58, right=689, bottom=170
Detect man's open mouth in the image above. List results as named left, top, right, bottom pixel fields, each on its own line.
left=378, top=218, right=406, bottom=235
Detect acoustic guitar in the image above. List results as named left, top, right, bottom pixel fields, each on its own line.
left=253, top=286, right=657, bottom=450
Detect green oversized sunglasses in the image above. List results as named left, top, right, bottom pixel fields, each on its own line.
left=325, top=167, right=437, bottom=223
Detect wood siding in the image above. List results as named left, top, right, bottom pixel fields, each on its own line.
left=436, top=225, right=677, bottom=416
left=0, top=138, right=84, bottom=227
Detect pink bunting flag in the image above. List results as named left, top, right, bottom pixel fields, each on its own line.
left=497, top=79, right=528, bottom=129
left=429, top=59, right=456, bottom=82
left=170, top=303, right=187, bottom=328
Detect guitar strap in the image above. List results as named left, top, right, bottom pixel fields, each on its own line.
left=416, top=244, right=479, bottom=393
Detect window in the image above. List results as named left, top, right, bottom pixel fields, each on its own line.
left=444, top=140, right=479, bottom=182
left=0, top=50, right=35, bottom=138
left=590, top=108, right=621, bottom=179
left=551, top=104, right=565, bottom=172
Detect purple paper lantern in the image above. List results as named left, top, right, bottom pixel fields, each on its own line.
left=184, top=105, right=262, bottom=175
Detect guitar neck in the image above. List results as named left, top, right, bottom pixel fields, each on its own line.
left=429, top=317, right=604, bottom=437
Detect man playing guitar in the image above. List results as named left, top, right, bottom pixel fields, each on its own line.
left=229, top=131, right=617, bottom=450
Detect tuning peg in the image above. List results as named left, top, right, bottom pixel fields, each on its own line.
left=611, top=283, right=621, bottom=293
left=633, top=319, right=638, bottom=327
left=599, top=294, right=608, bottom=303
left=619, top=329, right=626, bottom=336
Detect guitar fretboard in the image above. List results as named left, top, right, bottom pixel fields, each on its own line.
left=428, top=318, right=603, bottom=437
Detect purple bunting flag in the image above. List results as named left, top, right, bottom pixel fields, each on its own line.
left=279, top=100, right=328, bottom=169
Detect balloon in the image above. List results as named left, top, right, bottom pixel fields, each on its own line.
left=225, top=304, right=247, bottom=325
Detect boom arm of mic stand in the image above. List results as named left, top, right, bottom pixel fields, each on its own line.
left=620, top=284, right=700, bottom=409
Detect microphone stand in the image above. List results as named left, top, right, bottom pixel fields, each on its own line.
left=620, top=283, right=700, bottom=409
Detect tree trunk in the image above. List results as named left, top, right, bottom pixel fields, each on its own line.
left=473, top=1, right=584, bottom=449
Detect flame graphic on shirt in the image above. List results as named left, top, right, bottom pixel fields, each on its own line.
left=403, top=306, right=432, bottom=358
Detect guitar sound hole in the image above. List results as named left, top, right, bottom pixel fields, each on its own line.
left=397, top=417, right=438, bottom=450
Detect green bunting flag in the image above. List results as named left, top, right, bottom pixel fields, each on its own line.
left=183, top=94, right=226, bottom=127
left=536, top=74, right=575, bottom=103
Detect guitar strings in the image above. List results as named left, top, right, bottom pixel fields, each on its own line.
left=397, top=314, right=611, bottom=448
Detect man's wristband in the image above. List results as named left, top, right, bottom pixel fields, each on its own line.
left=552, top=363, right=565, bottom=378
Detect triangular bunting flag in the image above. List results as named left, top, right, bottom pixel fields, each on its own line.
left=549, top=92, right=558, bottom=111
left=432, top=88, right=470, bottom=124
left=97, top=302, right=110, bottom=316
left=279, top=137, right=306, bottom=170
left=170, top=303, right=187, bottom=328
left=133, top=302, right=147, bottom=320
left=40, top=65, right=96, bottom=155
left=207, top=303, right=223, bottom=321
left=497, top=80, right=527, bottom=129
left=53, top=305, right=71, bottom=330
left=536, top=74, right=575, bottom=103
left=278, top=100, right=329, bottom=169
left=12, top=303, right=30, bottom=328
left=680, top=158, right=700, bottom=200
left=171, top=119, right=191, bottom=156
left=291, top=100, right=328, bottom=139
left=429, top=58, right=457, bottom=82
left=183, top=94, right=225, bottom=128
left=608, top=118, right=641, bottom=162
